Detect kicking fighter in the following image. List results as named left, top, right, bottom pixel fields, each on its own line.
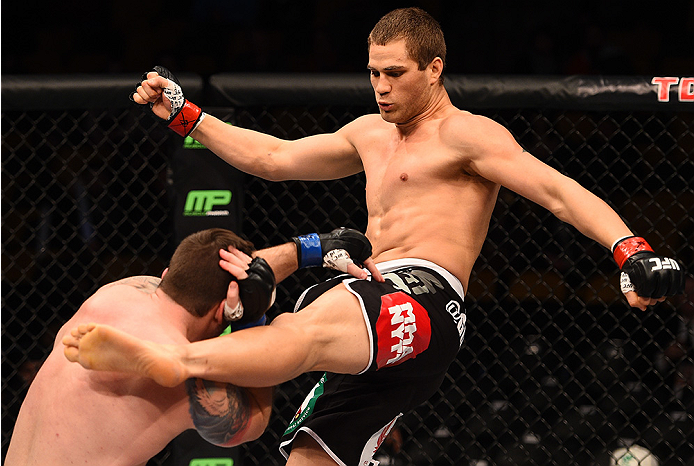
left=63, top=7, right=685, bottom=466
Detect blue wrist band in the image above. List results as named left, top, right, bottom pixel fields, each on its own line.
left=297, top=233, right=322, bottom=268
left=220, top=315, right=268, bottom=335
left=229, top=314, right=267, bottom=332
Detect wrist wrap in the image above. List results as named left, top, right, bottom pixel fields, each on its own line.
left=293, top=228, right=373, bottom=272
left=220, top=314, right=267, bottom=336
left=131, top=65, right=206, bottom=138
left=229, top=314, right=267, bottom=332
left=612, top=235, right=685, bottom=299
left=612, top=236, right=654, bottom=269
left=168, top=101, right=204, bottom=137
left=293, top=233, right=322, bottom=268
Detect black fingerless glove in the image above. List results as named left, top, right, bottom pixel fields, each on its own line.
left=613, top=236, right=685, bottom=298
left=131, top=65, right=205, bottom=138
left=292, top=227, right=373, bottom=271
left=226, top=257, right=276, bottom=329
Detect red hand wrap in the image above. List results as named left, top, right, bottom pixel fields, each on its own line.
left=167, top=100, right=202, bottom=137
left=613, top=236, right=654, bottom=269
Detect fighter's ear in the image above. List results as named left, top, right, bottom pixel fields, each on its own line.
left=429, top=57, right=443, bottom=84
left=213, top=301, right=226, bottom=325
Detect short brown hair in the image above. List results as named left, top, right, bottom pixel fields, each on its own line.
left=368, top=7, right=446, bottom=81
left=159, top=228, right=255, bottom=317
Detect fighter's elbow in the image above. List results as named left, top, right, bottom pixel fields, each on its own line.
left=212, top=413, right=270, bottom=447
left=241, top=387, right=273, bottom=442
left=260, top=153, right=294, bottom=182
left=540, top=176, right=582, bottom=222
left=262, top=163, right=289, bottom=182
left=236, top=418, right=270, bottom=444
left=547, top=200, right=569, bottom=223
left=194, top=414, right=257, bottom=448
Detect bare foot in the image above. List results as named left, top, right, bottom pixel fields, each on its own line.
left=62, top=323, right=188, bottom=387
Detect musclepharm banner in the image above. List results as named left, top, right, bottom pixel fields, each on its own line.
left=171, top=137, right=244, bottom=245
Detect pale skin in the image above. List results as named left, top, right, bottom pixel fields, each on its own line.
left=7, top=273, right=272, bottom=466
left=63, top=38, right=663, bottom=465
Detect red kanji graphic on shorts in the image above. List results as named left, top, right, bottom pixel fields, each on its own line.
left=375, top=292, right=431, bottom=369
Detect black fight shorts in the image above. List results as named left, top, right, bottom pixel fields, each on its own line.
left=279, top=259, right=466, bottom=466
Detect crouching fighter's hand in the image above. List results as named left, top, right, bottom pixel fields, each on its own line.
left=218, top=247, right=275, bottom=329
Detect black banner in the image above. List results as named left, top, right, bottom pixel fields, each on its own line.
left=170, top=133, right=245, bottom=246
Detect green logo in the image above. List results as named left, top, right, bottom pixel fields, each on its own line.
left=189, top=459, right=233, bottom=466
left=184, top=136, right=207, bottom=149
left=184, top=122, right=233, bottom=149
left=184, top=190, right=232, bottom=216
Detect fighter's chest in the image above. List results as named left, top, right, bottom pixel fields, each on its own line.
left=361, top=138, right=460, bottom=191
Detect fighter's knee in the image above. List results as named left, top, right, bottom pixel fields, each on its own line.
left=268, top=310, right=295, bottom=327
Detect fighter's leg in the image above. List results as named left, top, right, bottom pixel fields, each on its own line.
left=63, top=284, right=370, bottom=387
left=285, top=433, right=339, bottom=466
left=62, top=323, right=187, bottom=387
left=178, top=283, right=371, bottom=385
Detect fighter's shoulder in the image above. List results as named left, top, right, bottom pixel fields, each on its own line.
left=85, top=276, right=160, bottom=308
left=341, top=114, right=388, bottom=134
left=441, top=110, right=511, bottom=138
left=100, top=275, right=161, bottom=293
left=440, top=110, right=517, bottom=150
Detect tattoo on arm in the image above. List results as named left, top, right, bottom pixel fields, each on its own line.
left=186, top=378, right=251, bottom=446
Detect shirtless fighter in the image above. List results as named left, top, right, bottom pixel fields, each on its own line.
left=6, top=228, right=274, bottom=466
left=62, top=7, right=684, bottom=466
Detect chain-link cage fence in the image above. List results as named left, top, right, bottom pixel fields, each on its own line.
left=2, top=75, right=693, bottom=466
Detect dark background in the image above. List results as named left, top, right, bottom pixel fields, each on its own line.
left=3, top=0, right=694, bottom=77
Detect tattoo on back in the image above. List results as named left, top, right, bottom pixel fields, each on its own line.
left=186, top=378, right=250, bottom=446
left=106, top=276, right=161, bottom=293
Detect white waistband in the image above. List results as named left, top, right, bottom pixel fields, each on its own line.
left=373, top=258, right=465, bottom=300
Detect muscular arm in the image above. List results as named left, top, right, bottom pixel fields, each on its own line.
left=193, top=116, right=364, bottom=181
left=186, top=378, right=272, bottom=446
left=224, top=234, right=381, bottom=285
left=253, top=243, right=299, bottom=284
left=463, top=116, right=633, bottom=249
left=503, top=150, right=632, bottom=249
left=134, top=73, right=364, bottom=181
left=457, top=116, right=680, bottom=309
